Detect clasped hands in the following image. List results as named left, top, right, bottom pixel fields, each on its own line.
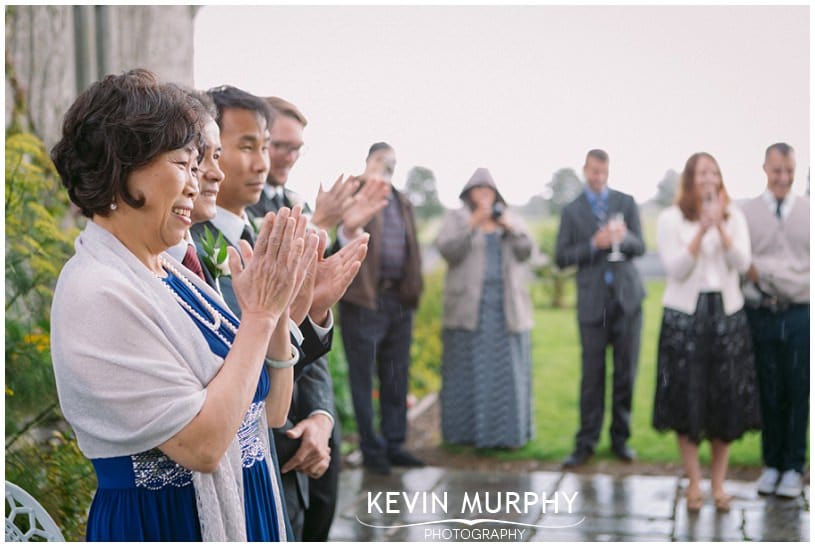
left=591, top=220, right=627, bottom=250
left=687, top=190, right=732, bottom=255
left=699, top=190, right=733, bottom=249
left=280, top=412, right=333, bottom=479
left=699, top=191, right=726, bottom=231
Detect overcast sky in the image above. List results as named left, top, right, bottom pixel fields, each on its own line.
left=194, top=5, right=809, bottom=207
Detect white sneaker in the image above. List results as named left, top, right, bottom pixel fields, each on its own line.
left=757, top=467, right=780, bottom=495
left=775, top=470, right=803, bottom=498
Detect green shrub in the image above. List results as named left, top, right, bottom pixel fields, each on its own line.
left=5, top=430, right=97, bottom=541
left=5, top=130, right=90, bottom=540
left=5, top=132, right=78, bottom=421
left=529, top=216, right=575, bottom=309
left=408, top=267, right=444, bottom=398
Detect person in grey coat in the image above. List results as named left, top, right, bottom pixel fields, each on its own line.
left=436, top=167, right=535, bottom=448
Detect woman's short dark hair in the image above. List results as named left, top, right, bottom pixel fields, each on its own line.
left=51, top=68, right=208, bottom=218
left=186, top=88, right=218, bottom=122
left=177, top=86, right=218, bottom=159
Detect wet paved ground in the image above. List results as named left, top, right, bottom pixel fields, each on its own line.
left=329, top=467, right=809, bottom=541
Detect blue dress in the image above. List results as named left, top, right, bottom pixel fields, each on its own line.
left=86, top=270, right=284, bottom=541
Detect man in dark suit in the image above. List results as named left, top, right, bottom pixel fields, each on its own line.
left=338, top=142, right=425, bottom=475
left=188, top=84, right=328, bottom=540
left=555, top=149, right=645, bottom=468
left=247, top=97, right=362, bottom=234
left=245, top=97, right=382, bottom=541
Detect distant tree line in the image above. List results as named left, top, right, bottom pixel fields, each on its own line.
left=404, top=166, right=444, bottom=220
left=402, top=164, right=682, bottom=221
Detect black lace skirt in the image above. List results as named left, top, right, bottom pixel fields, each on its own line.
left=652, top=292, right=761, bottom=443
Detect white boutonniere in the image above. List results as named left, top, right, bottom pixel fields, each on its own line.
left=200, top=226, right=231, bottom=279
left=287, top=190, right=306, bottom=210
left=248, top=215, right=261, bottom=236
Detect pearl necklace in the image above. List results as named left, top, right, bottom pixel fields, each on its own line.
left=158, top=257, right=238, bottom=348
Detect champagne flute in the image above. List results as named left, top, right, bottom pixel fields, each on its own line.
left=606, top=212, right=625, bottom=262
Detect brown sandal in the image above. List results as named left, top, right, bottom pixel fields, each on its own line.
left=714, top=494, right=733, bottom=512
left=686, top=492, right=704, bottom=512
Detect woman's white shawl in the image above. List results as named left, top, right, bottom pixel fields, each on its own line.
left=51, top=221, right=281, bottom=541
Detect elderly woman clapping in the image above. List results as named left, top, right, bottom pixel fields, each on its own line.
left=50, top=69, right=317, bottom=541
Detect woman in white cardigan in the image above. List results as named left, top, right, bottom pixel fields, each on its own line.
left=652, top=152, right=761, bottom=513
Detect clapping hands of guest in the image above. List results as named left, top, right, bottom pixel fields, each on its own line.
left=689, top=188, right=732, bottom=256
left=230, top=206, right=319, bottom=327
left=700, top=189, right=725, bottom=230
left=289, top=228, right=369, bottom=325
left=310, top=231, right=368, bottom=321
left=311, top=174, right=360, bottom=232
left=289, top=227, right=323, bottom=325
left=340, top=177, right=391, bottom=240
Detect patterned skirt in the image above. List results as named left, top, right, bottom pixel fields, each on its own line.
left=652, top=292, right=761, bottom=443
left=441, top=280, right=533, bottom=449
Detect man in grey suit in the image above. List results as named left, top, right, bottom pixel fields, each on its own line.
left=555, top=149, right=645, bottom=467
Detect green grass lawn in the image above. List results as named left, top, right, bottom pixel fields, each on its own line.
left=449, top=279, right=765, bottom=467
left=332, top=213, right=783, bottom=467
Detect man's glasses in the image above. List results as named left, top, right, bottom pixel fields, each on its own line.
left=270, top=141, right=305, bottom=156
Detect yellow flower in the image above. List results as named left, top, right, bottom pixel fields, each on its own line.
left=24, top=333, right=50, bottom=352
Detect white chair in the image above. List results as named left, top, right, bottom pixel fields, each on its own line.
left=5, top=481, right=65, bottom=541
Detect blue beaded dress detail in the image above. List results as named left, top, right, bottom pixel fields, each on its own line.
left=85, top=269, right=284, bottom=541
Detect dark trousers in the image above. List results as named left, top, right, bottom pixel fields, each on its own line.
left=302, top=420, right=342, bottom=541
left=340, top=293, right=414, bottom=459
left=279, top=464, right=304, bottom=540
left=746, top=304, right=810, bottom=473
left=576, top=292, right=642, bottom=451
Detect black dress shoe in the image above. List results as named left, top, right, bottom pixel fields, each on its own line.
left=363, top=454, right=391, bottom=476
left=562, top=448, right=593, bottom=468
left=612, top=444, right=636, bottom=462
left=388, top=448, right=426, bottom=468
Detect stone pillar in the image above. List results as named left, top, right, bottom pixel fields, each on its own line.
left=103, top=5, right=197, bottom=86
left=5, top=5, right=197, bottom=146
left=5, top=5, right=77, bottom=147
